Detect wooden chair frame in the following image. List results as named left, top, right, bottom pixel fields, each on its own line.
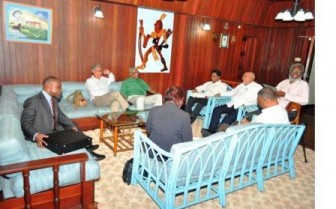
left=0, top=153, right=97, bottom=209
left=286, top=102, right=307, bottom=163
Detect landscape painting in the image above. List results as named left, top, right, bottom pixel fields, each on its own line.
left=3, top=1, right=52, bottom=44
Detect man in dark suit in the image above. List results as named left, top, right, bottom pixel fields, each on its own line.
left=21, top=76, right=105, bottom=161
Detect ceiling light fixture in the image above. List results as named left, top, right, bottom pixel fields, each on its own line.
left=275, top=0, right=314, bottom=22
left=93, top=5, right=104, bottom=18
left=199, top=20, right=211, bottom=31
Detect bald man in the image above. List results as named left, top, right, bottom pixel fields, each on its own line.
left=202, top=72, right=263, bottom=136
left=243, top=87, right=290, bottom=124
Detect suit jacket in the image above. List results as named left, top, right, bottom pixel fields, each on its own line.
left=21, top=91, right=75, bottom=141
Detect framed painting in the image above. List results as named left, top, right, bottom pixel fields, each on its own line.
left=3, top=1, right=52, bottom=44
left=219, top=33, right=229, bottom=48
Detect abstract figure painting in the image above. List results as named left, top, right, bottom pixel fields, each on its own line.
left=3, top=1, right=52, bottom=44
left=135, top=8, right=174, bottom=73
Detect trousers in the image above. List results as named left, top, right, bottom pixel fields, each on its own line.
left=92, top=91, right=129, bottom=112
left=208, top=105, right=238, bottom=133
left=127, top=94, right=162, bottom=110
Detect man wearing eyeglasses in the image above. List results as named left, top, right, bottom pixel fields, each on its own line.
left=85, top=64, right=129, bottom=113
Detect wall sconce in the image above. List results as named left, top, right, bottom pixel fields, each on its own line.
left=199, top=20, right=211, bottom=30
left=93, top=5, right=104, bottom=18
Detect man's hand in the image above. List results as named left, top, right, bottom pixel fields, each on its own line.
left=35, top=133, right=48, bottom=148
left=275, top=91, right=286, bottom=97
left=240, top=118, right=250, bottom=124
left=103, top=69, right=111, bottom=75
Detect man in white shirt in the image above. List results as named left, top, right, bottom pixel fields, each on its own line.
left=85, top=64, right=129, bottom=113
left=186, top=69, right=228, bottom=123
left=248, top=87, right=289, bottom=124
left=245, top=63, right=309, bottom=121
left=202, top=72, right=263, bottom=136
left=276, top=63, right=309, bottom=108
left=218, top=87, right=290, bottom=133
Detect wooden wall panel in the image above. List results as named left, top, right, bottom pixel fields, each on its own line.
left=0, top=0, right=314, bottom=96
left=97, top=0, right=315, bottom=28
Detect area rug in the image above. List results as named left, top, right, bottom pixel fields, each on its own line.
left=84, top=118, right=314, bottom=209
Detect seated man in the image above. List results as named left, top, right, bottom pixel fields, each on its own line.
left=242, top=87, right=290, bottom=124
left=186, top=69, right=229, bottom=124
left=218, top=87, right=290, bottom=132
left=120, top=67, right=162, bottom=110
left=85, top=64, right=129, bottom=113
left=21, top=76, right=105, bottom=161
left=275, top=63, right=309, bottom=120
left=245, top=63, right=309, bottom=121
left=201, top=72, right=263, bottom=137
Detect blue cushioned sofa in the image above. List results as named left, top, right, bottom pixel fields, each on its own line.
left=0, top=83, right=104, bottom=208
left=1, top=81, right=122, bottom=131
left=131, top=123, right=305, bottom=209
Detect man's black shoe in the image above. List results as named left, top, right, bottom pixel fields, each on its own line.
left=86, top=144, right=99, bottom=152
left=89, top=151, right=106, bottom=161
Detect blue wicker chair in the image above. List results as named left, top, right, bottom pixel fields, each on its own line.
left=186, top=85, right=232, bottom=128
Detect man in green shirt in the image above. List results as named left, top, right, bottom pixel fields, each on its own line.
left=120, top=67, right=162, bottom=110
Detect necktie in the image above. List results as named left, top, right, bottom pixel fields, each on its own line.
left=51, top=98, right=57, bottom=130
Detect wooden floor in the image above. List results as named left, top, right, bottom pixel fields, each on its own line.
left=300, top=104, right=315, bottom=151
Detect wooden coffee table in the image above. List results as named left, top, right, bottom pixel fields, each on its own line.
left=97, top=110, right=147, bottom=156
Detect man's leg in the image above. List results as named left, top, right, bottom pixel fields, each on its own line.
left=110, top=92, right=129, bottom=111
left=186, top=97, right=197, bottom=114
left=208, top=105, right=227, bottom=133
left=135, top=96, right=146, bottom=110
left=191, top=98, right=207, bottom=116
left=92, top=93, right=112, bottom=106
left=190, top=99, right=207, bottom=123
left=144, top=94, right=162, bottom=108
left=220, top=107, right=239, bottom=125
left=186, top=97, right=207, bottom=114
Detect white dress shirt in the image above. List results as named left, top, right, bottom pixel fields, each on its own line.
left=252, top=104, right=290, bottom=124
left=42, top=90, right=53, bottom=113
left=85, top=73, right=115, bottom=100
left=276, top=79, right=309, bottom=108
left=222, top=81, right=263, bottom=109
left=192, top=80, right=229, bottom=98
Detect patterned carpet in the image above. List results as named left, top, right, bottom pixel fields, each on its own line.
left=84, top=118, right=315, bottom=209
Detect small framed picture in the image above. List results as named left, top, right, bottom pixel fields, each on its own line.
left=219, top=33, right=229, bottom=48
